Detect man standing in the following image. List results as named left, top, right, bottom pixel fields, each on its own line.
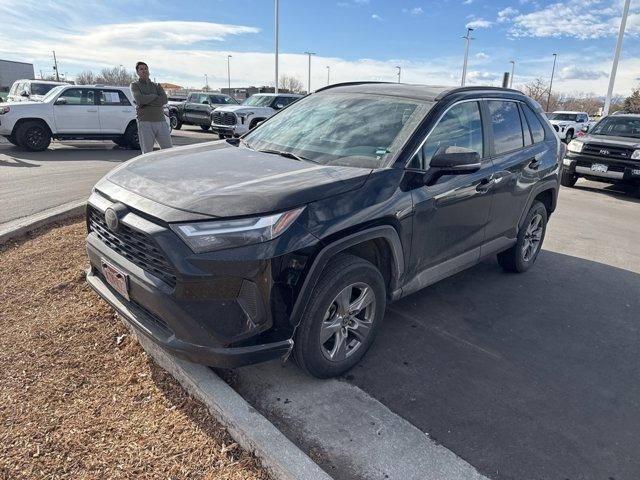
left=130, top=61, right=172, bottom=154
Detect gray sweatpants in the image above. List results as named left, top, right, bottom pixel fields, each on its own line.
left=138, top=120, right=172, bottom=154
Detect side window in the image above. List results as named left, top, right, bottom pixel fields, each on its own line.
left=488, top=100, right=524, bottom=154
left=408, top=101, right=483, bottom=170
left=521, top=104, right=545, bottom=144
left=100, top=90, right=131, bottom=106
left=58, top=88, right=96, bottom=105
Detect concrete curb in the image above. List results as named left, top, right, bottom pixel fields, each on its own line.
left=0, top=200, right=86, bottom=245
left=124, top=319, right=333, bottom=480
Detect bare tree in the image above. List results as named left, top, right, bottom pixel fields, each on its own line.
left=279, top=74, right=304, bottom=93
left=75, top=67, right=137, bottom=86
left=623, top=88, right=640, bottom=113
left=75, top=70, right=96, bottom=85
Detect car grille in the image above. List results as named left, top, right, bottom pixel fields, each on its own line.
left=212, top=111, right=237, bottom=126
left=582, top=143, right=634, bottom=160
left=575, top=160, right=626, bottom=173
left=88, top=206, right=177, bottom=288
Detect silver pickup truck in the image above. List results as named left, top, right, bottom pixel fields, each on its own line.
left=181, top=92, right=238, bottom=131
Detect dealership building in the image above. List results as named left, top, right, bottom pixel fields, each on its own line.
left=0, top=59, right=35, bottom=92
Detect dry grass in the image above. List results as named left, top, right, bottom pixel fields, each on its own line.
left=0, top=220, right=271, bottom=480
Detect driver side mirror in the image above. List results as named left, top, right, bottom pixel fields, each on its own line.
left=274, top=103, right=284, bottom=109
left=54, top=97, right=67, bottom=105
left=202, top=100, right=210, bottom=105
left=420, top=146, right=481, bottom=186
left=581, top=125, right=589, bottom=133
left=20, top=91, right=29, bottom=97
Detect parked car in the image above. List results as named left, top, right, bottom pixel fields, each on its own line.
left=181, top=92, right=238, bottom=130
left=562, top=113, right=640, bottom=193
left=0, top=84, right=168, bottom=151
left=7, top=79, right=67, bottom=102
left=547, top=111, right=593, bottom=143
left=85, top=83, right=562, bottom=378
left=211, top=93, right=302, bottom=138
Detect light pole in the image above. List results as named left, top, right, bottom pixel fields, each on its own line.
left=275, top=0, right=279, bottom=93
left=396, top=66, right=401, bottom=83
left=326, top=65, right=330, bottom=85
left=604, top=0, right=631, bottom=116
left=304, top=51, right=316, bottom=93
left=227, top=55, right=232, bottom=95
left=509, top=60, right=515, bottom=88
left=204, top=74, right=208, bottom=90
left=546, top=53, right=557, bottom=112
left=461, top=28, right=474, bottom=86
left=52, top=50, right=60, bottom=82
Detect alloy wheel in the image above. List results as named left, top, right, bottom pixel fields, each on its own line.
left=320, top=282, right=376, bottom=362
left=522, top=213, right=544, bottom=261
left=26, top=127, right=45, bottom=149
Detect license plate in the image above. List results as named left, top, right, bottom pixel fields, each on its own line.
left=591, top=163, right=608, bottom=173
left=101, top=259, right=129, bottom=300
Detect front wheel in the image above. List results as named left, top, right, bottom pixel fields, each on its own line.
left=15, top=121, right=51, bottom=151
left=497, top=200, right=548, bottom=273
left=293, top=253, right=386, bottom=378
left=200, top=125, right=210, bottom=131
left=170, top=113, right=181, bottom=130
left=564, top=130, right=573, bottom=143
left=560, top=170, right=578, bottom=187
left=5, top=134, right=19, bottom=146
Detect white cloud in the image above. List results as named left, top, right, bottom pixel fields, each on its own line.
left=558, top=65, right=608, bottom=80
left=371, top=13, right=383, bottom=21
left=497, top=7, right=519, bottom=23
left=410, top=7, right=424, bottom=16
left=354, top=0, right=370, bottom=4
left=475, top=52, right=489, bottom=60
left=463, top=0, right=475, bottom=4
left=466, top=18, right=493, bottom=29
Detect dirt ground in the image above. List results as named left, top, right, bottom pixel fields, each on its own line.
left=0, top=219, right=270, bottom=480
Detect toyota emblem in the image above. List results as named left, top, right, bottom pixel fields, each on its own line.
left=599, top=149, right=610, bottom=155
left=105, top=207, right=119, bottom=232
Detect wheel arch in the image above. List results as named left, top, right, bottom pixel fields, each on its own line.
left=289, top=225, right=405, bottom=330
left=12, top=117, right=53, bottom=137
left=518, top=181, right=558, bottom=230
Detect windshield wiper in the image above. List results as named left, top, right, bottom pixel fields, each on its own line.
left=225, top=137, right=254, bottom=150
left=258, top=149, right=311, bottom=162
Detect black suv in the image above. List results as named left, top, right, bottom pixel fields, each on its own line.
left=562, top=113, right=640, bottom=194
left=86, top=83, right=562, bottom=378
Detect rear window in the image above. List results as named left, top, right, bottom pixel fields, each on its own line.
left=30, top=83, right=60, bottom=96
left=488, top=100, right=524, bottom=154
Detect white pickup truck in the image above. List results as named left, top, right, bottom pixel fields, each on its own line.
left=0, top=84, right=169, bottom=151
left=547, top=111, right=594, bottom=143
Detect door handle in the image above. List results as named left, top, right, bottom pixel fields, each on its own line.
left=476, top=178, right=495, bottom=193
left=528, top=157, right=541, bottom=170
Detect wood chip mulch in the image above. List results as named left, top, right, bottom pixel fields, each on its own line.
left=0, top=220, right=271, bottom=480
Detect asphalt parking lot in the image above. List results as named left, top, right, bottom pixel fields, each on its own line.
left=229, top=181, right=640, bottom=480
left=0, top=126, right=215, bottom=226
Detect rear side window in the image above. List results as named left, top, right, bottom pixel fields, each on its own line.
left=100, top=90, right=131, bottom=106
left=521, top=104, right=545, bottom=144
left=488, top=100, right=524, bottom=154
left=409, top=101, right=483, bottom=170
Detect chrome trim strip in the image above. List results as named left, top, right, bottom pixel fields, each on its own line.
left=575, top=166, right=624, bottom=179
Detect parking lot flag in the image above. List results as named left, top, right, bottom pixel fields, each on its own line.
left=461, top=28, right=474, bottom=86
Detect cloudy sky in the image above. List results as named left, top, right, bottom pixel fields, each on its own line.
left=1, top=0, right=640, bottom=96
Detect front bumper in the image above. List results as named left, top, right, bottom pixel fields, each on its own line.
left=0, top=116, right=16, bottom=135
left=84, top=193, right=303, bottom=368
left=211, top=123, right=249, bottom=136
left=563, top=154, right=640, bottom=184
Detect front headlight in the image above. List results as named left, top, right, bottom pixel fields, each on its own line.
left=631, top=150, right=640, bottom=159
left=0, top=106, right=10, bottom=114
left=567, top=140, right=584, bottom=153
left=171, top=207, right=304, bottom=253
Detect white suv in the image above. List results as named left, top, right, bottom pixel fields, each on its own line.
left=211, top=93, right=302, bottom=137
left=7, top=79, right=67, bottom=102
left=0, top=84, right=148, bottom=151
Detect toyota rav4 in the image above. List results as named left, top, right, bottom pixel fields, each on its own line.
left=86, top=83, right=562, bottom=378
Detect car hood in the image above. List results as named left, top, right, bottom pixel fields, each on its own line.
left=3, top=100, right=43, bottom=107
left=104, top=141, right=372, bottom=218
left=549, top=120, right=574, bottom=126
left=579, top=134, right=640, bottom=148
left=214, top=104, right=268, bottom=114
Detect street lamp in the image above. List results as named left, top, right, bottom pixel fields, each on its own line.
left=304, top=51, right=316, bottom=93
left=227, top=55, right=232, bottom=95
left=604, top=0, right=631, bottom=116
left=461, top=28, right=474, bottom=87
left=326, top=65, right=330, bottom=85
left=546, top=53, right=557, bottom=112
left=509, top=60, right=515, bottom=88
left=204, top=73, right=208, bottom=90
left=275, top=0, right=279, bottom=93
left=396, top=66, right=401, bottom=83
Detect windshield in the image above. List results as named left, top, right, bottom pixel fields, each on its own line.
left=243, top=92, right=431, bottom=168
left=31, top=83, right=60, bottom=96
left=590, top=116, right=640, bottom=138
left=210, top=95, right=237, bottom=104
left=41, top=85, right=66, bottom=102
left=549, top=113, right=578, bottom=121
left=242, top=95, right=274, bottom=107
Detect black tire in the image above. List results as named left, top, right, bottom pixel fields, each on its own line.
left=170, top=113, right=181, bottom=130
left=560, top=169, right=578, bottom=187
left=5, top=134, right=19, bottom=146
left=15, top=121, right=51, bottom=151
left=497, top=200, right=548, bottom=273
left=113, top=137, right=127, bottom=148
left=200, top=125, right=210, bottom=131
left=249, top=118, right=263, bottom=130
left=565, top=130, right=573, bottom=143
left=293, top=253, right=386, bottom=378
left=124, top=122, right=139, bottom=150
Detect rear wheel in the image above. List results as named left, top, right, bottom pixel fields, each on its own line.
left=249, top=118, right=263, bottom=130
left=293, top=253, right=386, bottom=378
left=560, top=170, right=578, bottom=187
left=170, top=113, right=181, bottom=130
left=498, top=200, right=547, bottom=273
left=200, top=125, right=210, bottom=131
left=123, top=122, right=139, bottom=150
left=565, top=130, right=573, bottom=143
left=15, top=121, right=51, bottom=151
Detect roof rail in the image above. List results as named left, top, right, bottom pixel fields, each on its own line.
left=435, top=86, right=522, bottom=101
left=314, top=81, right=395, bottom=93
